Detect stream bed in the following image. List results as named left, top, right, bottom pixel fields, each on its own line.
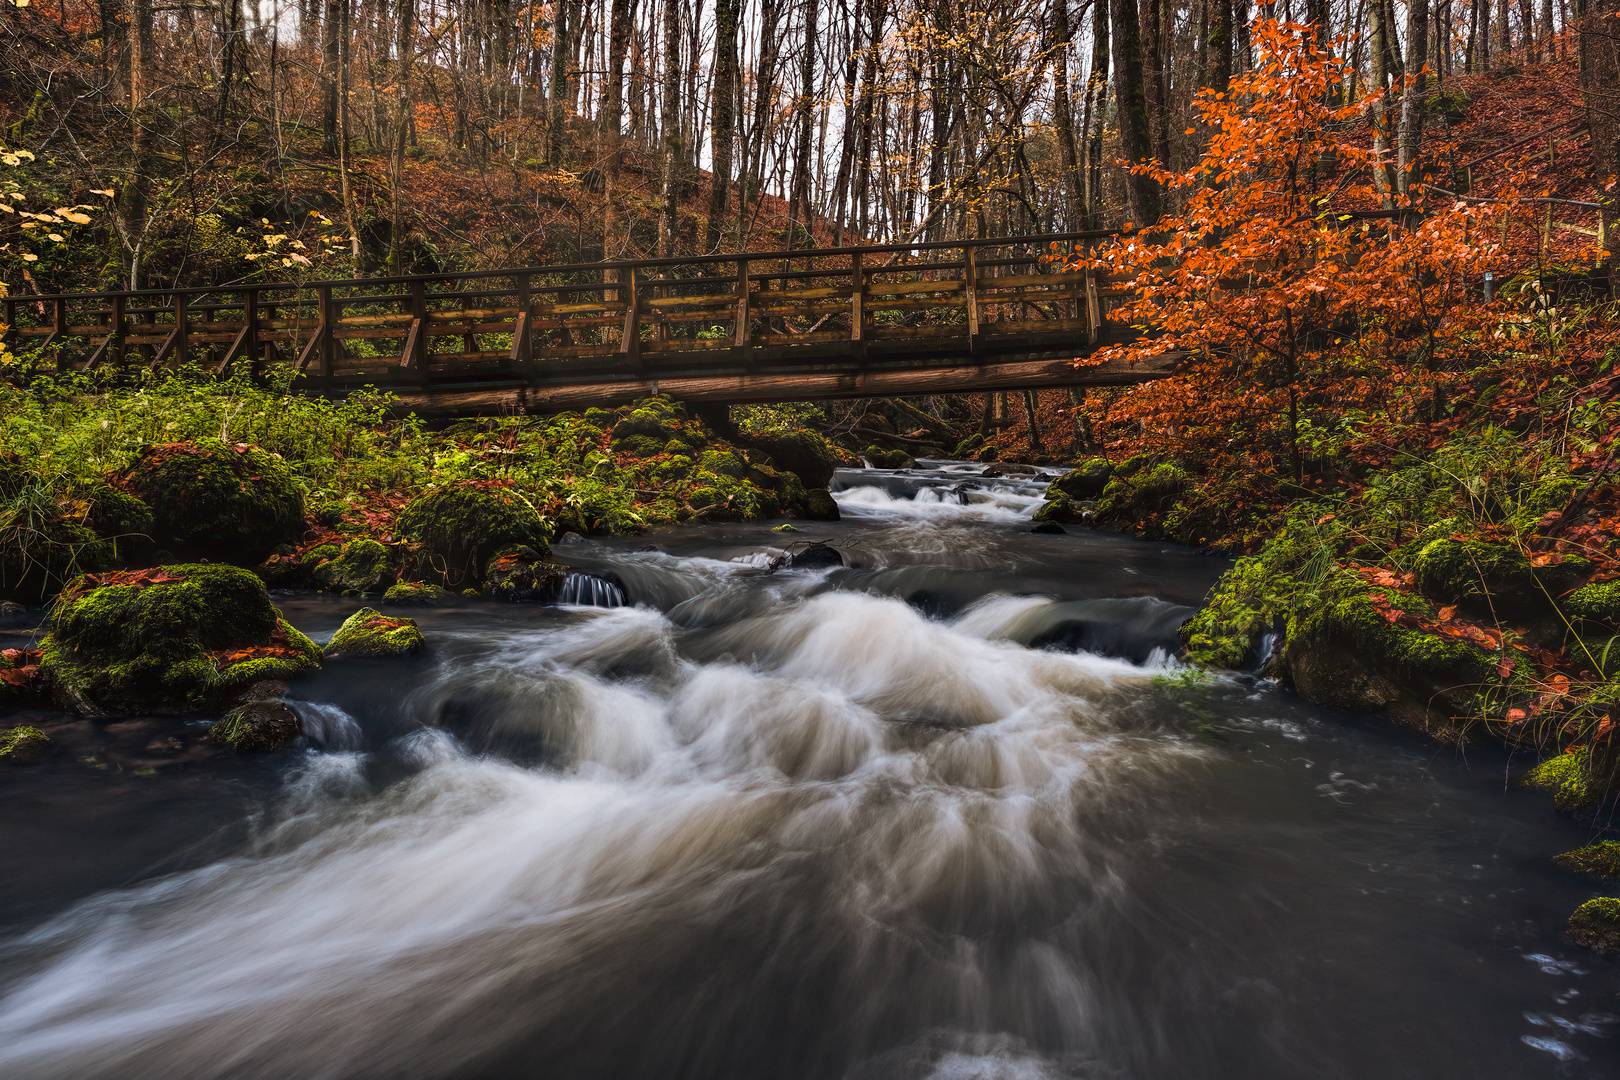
left=2, top=461, right=1619, bottom=1079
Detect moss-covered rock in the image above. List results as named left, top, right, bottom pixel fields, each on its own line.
left=0, top=724, right=49, bottom=764
left=312, top=538, right=397, bottom=594
left=0, top=512, right=116, bottom=605
left=751, top=429, right=841, bottom=488
left=39, top=564, right=322, bottom=715
left=1033, top=495, right=1080, bottom=524
left=121, top=440, right=304, bottom=565
left=1094, top=461, right=1186, bottom=528
left=484, top=545, right=567, bottom=602
left=801, top=489, right=841, bottom=521
left=862, top=446, right=914, bottom=469
left=1182, top=555, right=1287, bottom=670
left=383, top=581, right=451, bottom=605
left=1520, top=752, right=1597, bottom=811
left=209, top=700, right=302, bottom=752
left=1555, top=840, right=1620, bottom=878
left=396, top=482, right=549, bottom=589
left=1413, top=537, right=1533, bottom=606
left=1565, top=582, right=1620, bottom=630
left=324, top=607, right=425, bottom=658
left=85, top=485, right=154, bottom=551
left=1051, top=458, right=1114, bottom=501
left=1568, top=897, right=1620, bottom=950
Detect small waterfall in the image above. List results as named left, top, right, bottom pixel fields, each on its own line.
left=557, top=570, right=628, bottom=608
left=288, top=700, right=365, bottom=752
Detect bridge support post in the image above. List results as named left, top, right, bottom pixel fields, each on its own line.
left=849, top=251, right=865, bottom=358
left=733, top=258, right=753, bottom=368
left=964, top=247, right=980, bottom=355
left=619, top=265, right=642, bottom=370
left=509, top=273, right=534, bottom=376
left=400, top=280, right=427, bottom=379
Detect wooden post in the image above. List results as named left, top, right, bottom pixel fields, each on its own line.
left=619, top=264, right=641, bottom=364
left=508, top=273, right=533, bottom=370
left=110, top=293, right=126, bottom=367
left=964, top=246, right=980, bottom=349
left=655, top=272, right=670, bottom=346
left=734, top=258, right=751, bottom=350
left=1085, top=270, right=1103, bottom=345
left=153, top=292, right=189, bottom=368
left=400, top=279, right=428, bottom=374
left=220, top=288, right=259, bottom=374
left=850, top=251, right=865, bottom=344
left=318, top=285, right=334, bottom=376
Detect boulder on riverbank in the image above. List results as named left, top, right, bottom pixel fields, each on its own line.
left=1568, top=898, right=1620, bottom=950
left=312, top=538, right=398, bottom=595
left=484, top=545, right=567, bottom=602
left=397, top=482, right=550, bottom=590
left=1555, top=840, right=1620, bottom=877
left=0, top=723, right=49, bottom=764
left=121, top=440, right=304, bottom=565
left=39, top=564, right=322, bottom=715
left=324, top=608, right=425, bottom=658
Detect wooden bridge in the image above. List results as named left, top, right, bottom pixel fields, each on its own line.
left=1, top=231, right=1178, bottom=416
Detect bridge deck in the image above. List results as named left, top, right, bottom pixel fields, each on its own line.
left=2, top=231, right=1176, bottom=413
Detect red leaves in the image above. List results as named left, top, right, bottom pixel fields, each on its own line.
left=61, top=567, right=188, bottom=602
left=0, top=648, right=42, bottom=690
left=211, top=622, right=304, bottom=671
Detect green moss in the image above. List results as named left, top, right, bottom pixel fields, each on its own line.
left=1521, top=752, right=1597, bottom=811
left=1568, top=897, right=1620, bottom=950
left=396, top=482, right=549, bottom=589
left=1302, top=573, right=1494, bottom=687
left=1182, top=555, right=1287, bottom=670
left=1051, top=458, right=1114, bottom=500
left=862, top=446, right=913, bottom=469
left=1095, top=461, right=1187, bottom=527
left=653, top=455, right=694, bottom=483
left=312, top=538, right=396, bottom=594
left=484, top=545, right=567, bottom=602
left=1413, top=537, right=1533, bottom=606
left=85, top=485, right=153, bottom=546
left=325, top=607, right=425, bottom=657
left=0, top=724, right=49, bottom=764
left=383, top=581, right=450, bottom=604
left=121, top=440, right=304, bottom=565
left=616, top=435, right=664, bottom=458
left=1555, top=840, right=1620, bottom=878
left=209, top=700, right=302, bottom=751
left=751, top=429, right=840, bottom=488
left=39, top=563, right=322, bottom=714
left=1566, top=582, right=1620, bottom=629
left=1033, top=495, right=1078, bottom=524
left=700, top=449, right=748, bottom=479
left=0, top=512, right=116, bottom=606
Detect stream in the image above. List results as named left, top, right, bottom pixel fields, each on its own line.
left=2, top=460, right=1619, bottom=1079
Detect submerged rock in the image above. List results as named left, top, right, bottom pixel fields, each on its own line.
left=121, top=440, right=304, bottom=565
left=1033, top=495, right=1080, bottom=524
left=485, top=545, right=568, bottom=602
left=397, top=482, right=550, bottom=590
left=1050, top=458, right=1114, bottom=500
left=209, top=699, right=302, bottom=752
left=38, top=564, right=322, bottom=715
left=1555, top=840, right=1620, bottom=878
left=325, top=608, right=426, bottom=658
left=1568, top=897, right=1620, bottom=951
left=0, top=723, right=49, bottom=764
left=1030, top=521, right=1068, bottom=535
left=383, top=581, right=451, bottom=605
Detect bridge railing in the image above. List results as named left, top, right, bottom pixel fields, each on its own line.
left=0, top=231, right=1128, bottom=387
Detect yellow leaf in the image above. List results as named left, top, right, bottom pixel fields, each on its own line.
left=89, top=188, right=115, bottom=197
left=21, top=252, right=37, bottom=261
left=46, top=233, right=63, bottom=242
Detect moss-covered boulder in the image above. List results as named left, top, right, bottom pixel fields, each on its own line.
left=324, top=607, right=425, bottom=658
left=862, top=446, right=914, bottom=469
left=39, top=564, right=322, bottom=715
left=802, top=489, right=841, bottom=521
left=609, top=397, right=689, bottom=453
left=751, top=430, right=841, bottom=488
left=1520, top=752, right=1598, bottom=811
left=1094, top=461, right=1187, bottom=528
left=1565, top=582, right=1620, bottom=630
left=1051, top=458, right=1114, bottom=501
left=700, top=449, right=749, bottom=479
left=396, top=482, right=549, bottom=590
left=0, top=724, right=49, bottom=764
left=209, top=700, right=303, bottom=752
left=85, top=485, right=154, bottom=558
left=1556, top=840, right=1620, bottom=878
left=122, top=440, right=305, bottom=565
left=1284, top=572, right=1495, bottom=736
left=0, top=512, right=116, bottom=605
left=484, top=545, right=567, bottom=602
left=1032, top=495, right=1080, bottom=524
left=312, top=538, right=397, bottom=595
left=383, top=581, right=451, bottom=605
left=1413, top=538, right=1533, bottom=607
left=1568, top=897, right=1620, bottom=951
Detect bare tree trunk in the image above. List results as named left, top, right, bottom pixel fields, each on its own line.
left=1581, top=0, right=1620, bottom=290
left=1397, top=0, right=1430, bottom=199
left=1049, top=0, right=1085, bottom=228
left=387, top=0, right=413, bottom=273
left=339, top=0, right=361, bottom=271
left=1111, top=0, right=1160, bottom=225
left=117, top=0, right=156, bottom=288
left=1370, top=0, right=1397, bottom=206
left=548, top=0, right=570, bottom=161
left=658, top=0, right=683, bottom=256
left=1084, top=0, right=1110, bottom=227
left=706, top=0, right=741, bottom=252
left=323, top=0, right=341, bottom=153
left=787, top=0, right=818, bottom=246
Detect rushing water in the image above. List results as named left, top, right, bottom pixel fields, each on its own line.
left=2, top=461, right=1619, bottom=1079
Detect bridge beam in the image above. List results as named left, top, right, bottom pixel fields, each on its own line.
left=377, top=351, right=1186, bottom=419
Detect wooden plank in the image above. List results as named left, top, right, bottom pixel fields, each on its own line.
left=336, top=311, right=417, bottom=328
left=381, top=352, right=1185, bottom=417
left=864, top=279, right=965, bottom=297
left=734, top=259, right=751, bottom=350
left=980, top=316, right=1094, bottom=334
left=965, top=247, right=980, bottom=343
left=975, top=272, right=1088, bottom=289
left=644, top=292, right=739, bottom=310
left=851, top=252, right=865, bottom=344
left=619, top=265, right=641, bottom=360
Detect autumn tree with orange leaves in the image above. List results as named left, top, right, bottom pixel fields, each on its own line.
left=1065, top=20, right=1506, bottom=484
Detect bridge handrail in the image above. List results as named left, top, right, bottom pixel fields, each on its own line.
left=5, top=230, right=1121, bottom=305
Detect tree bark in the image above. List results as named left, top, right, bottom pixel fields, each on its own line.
left=548, top=0, right=570, bottom=161
left=322, top=0, right=341, bottom=154
left=705, top=0, right=742, bottom=252
left=1111, top=0, right=1160, bottom=225
left=117, top=0, right=156, bottom=289
left=658, top=0, right=683, bottom=256
left=386, top=0, right=413, bottom=274
left=1396, top=0, right=1430, bottom=199
left=787, top=0, right=819, bottom=247
left=1050, top=0, right=1086, bottom=228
